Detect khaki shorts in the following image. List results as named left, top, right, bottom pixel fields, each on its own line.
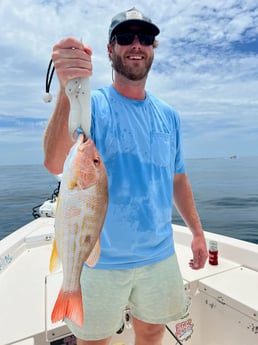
left=66, top=254, right=188, bottom=340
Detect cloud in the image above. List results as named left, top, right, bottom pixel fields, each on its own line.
left=0, top=114, right=47, bottom=165
left=0, top=0, right=258, bottom=164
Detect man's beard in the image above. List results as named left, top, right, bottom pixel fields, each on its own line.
left=111, top=52, right=154, bottom=81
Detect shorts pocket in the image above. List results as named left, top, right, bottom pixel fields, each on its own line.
left=151, top=132, right=173, bottom=167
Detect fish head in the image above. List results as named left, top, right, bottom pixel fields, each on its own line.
left=69, top=135, right=107, bottom=190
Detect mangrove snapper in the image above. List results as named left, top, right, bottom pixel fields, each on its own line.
left=49, top=134, right=108, bottom=327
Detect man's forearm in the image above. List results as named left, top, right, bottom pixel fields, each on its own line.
left=43, top=88, right=73, bottom=175
left=173, top=173, right=204, bottom=236
left=174, top=173, right=208, bottom=269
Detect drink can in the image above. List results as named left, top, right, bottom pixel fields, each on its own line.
left=209, top=240, right=218, bottom=265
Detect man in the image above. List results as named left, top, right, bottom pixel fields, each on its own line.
left=44, top=8, right=208, bottom=345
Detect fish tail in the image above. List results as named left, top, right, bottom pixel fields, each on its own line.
left=51, top=288, right=84, bottom=327
left=49, top=239, right=59, bottom=272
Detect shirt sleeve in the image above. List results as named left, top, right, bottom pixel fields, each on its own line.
left=173, top=111, right=186, bottom=174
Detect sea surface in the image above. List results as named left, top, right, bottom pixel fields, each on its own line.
left=0, top=157, right=257, bottom=243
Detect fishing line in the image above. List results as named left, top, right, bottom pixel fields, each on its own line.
left=43, top=39, right=84, bottom=103
left=43, top=59, right=55, bottom=103
left=165, top=324, right=184, bottom=345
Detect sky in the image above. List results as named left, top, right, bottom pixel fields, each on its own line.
left=0, top=0, right=258, bottom=166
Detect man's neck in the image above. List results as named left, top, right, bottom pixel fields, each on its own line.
left=113, top=74, right=147, bottom=100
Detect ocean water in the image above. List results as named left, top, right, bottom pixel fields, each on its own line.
left=173, top=156, right=258, bottom=244
left=0, top=157, right=257, bottom=243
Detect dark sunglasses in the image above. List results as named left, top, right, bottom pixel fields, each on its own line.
left=111, top=32, right=155, bottom=46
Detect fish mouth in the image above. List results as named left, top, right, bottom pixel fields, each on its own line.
left=78, top=137, right=94, bottom=150
left=77, top=133, right=88, bottom=145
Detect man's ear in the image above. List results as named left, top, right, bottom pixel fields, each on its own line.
left=107, top=43, right=113, bottom=59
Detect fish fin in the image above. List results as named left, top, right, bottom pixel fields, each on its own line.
left=86, top=238, right=101, bottom=267
left=51, top=288, right=84, bottom=327
left=69, top=179, right=77, bottom=189
left=49, top=239, right=60, bottom=272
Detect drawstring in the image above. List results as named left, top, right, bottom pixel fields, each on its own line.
left=43, top=59, right=55, bottom=103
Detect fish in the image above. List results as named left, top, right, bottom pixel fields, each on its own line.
left=49, top=134, right=108, bottom=327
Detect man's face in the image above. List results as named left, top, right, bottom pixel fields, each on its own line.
left=109, top=27, right=154, bottom=81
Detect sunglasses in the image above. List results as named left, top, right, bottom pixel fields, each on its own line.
left=111, top=32, right=155, bottom=46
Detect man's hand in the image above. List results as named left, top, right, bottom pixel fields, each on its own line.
left=52, top=37, right=93, bottom=88
left=189, top=233, right=208, bottom=269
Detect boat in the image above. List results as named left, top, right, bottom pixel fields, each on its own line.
left=1, top=193, right=258, bottom=345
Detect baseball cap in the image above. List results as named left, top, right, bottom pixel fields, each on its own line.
left=109, top=7, right=160, bottom=42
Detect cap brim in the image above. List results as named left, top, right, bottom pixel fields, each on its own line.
left=111, top=19, right=160, bottom=39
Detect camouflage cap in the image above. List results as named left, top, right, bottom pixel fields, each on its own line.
left=109, top=7, right=160, bottom=42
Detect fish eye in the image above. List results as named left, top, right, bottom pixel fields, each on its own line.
left=93, top=157, right=100, bottom=166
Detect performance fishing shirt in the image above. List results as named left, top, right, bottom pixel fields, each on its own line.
left=89, top=85, right=186, bottom=269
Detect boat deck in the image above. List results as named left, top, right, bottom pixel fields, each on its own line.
left=0, top=218, right=258, bottom=345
